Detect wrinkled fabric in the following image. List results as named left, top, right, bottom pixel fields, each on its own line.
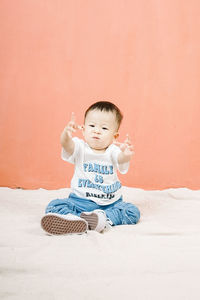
left=45, top=193, right=140, bottom=226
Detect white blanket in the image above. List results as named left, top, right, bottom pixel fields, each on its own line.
left=1, top=187, right=200, bottom=300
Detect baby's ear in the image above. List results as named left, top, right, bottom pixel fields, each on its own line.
left=81, top=125, right=85, bottom=136
left=79, top=125, right=84, bottom=130
left=114, top=132, right=119, bottom=139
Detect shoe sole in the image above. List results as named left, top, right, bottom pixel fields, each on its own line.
left=80, top=212, right=98, bottom=230
left=41, top=214, right=87, bottom=235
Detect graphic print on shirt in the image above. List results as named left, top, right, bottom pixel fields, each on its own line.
left=61, top=137, right=128, bottom=205
left=78, top=162, right=122, bottom=200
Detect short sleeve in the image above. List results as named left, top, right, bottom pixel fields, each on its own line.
left=61, top=137, right=80, bottom=164
left=111, top=144, right=130, bottom=174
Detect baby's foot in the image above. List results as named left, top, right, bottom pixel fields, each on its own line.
left=81, top=210, right=112, bottom=233
left=41, top=213, right=88, bottom=235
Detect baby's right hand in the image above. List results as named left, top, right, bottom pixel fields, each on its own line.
left=64, top=112, right=81, bottom=138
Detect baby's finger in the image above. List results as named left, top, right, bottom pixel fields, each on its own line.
left=68, top=121, right=77, bottom=129
left=71, top=112, right=76, bottom=123
left=70, top=113, right=83, bottom=130
left=66, top=125, right=75, bottom=133
left=125, top=134, right=132, bottom=144
left=128, top=145, right=134, bottom=151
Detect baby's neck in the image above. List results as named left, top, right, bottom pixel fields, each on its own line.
left=90, top=147, right=106, bottom=154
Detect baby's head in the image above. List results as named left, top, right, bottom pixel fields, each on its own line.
left=84, top=101, right=123, bottom=130
left=83, top=101, right=123, bottom=152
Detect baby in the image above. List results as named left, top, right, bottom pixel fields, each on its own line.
left=41, top=101, right=140, bottom=235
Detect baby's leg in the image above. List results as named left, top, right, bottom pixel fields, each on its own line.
left=105, top=201, right=140, bottom=226
left=41, top=197, right=86, bottom=235
left=45, top=198, right=78, bottom=215
left=41, top=195, right=99, bottom=235
left=45, top=194, right=99, bottom=216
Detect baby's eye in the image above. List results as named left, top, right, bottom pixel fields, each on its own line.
left=89, top=124, right=95, bottom=127
left=102, top=127, right=108, bottom=130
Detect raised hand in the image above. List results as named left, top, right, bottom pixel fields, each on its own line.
left=114, top=134, right=134, bottom=157
left=65, top=112, right=82, bottom=138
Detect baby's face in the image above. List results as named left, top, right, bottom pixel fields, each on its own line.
left=83, top=109, right=119, bottom=153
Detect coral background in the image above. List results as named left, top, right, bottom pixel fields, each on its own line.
left=0, top=1, right=200, bottom=189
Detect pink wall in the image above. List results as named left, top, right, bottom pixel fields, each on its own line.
left=0, top=1, right=200, bottom=190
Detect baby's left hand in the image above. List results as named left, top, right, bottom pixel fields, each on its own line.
left=114, top=134, right=134, bottom=157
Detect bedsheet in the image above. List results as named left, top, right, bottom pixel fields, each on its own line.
left=0, top=187, right=200, bottom=300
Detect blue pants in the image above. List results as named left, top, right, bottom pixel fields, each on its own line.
left=45, top=193, right=140, bottom=226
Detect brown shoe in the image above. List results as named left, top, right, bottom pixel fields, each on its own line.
left=41, top=213, right=88, bottom=235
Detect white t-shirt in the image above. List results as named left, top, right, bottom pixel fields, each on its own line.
left=61, top=137, right=129, bottom=205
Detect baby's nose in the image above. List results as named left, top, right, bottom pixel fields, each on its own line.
left=93, top=126, right=100, bottom=133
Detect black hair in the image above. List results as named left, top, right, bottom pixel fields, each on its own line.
left=84, top=101, right=123, bottom=129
